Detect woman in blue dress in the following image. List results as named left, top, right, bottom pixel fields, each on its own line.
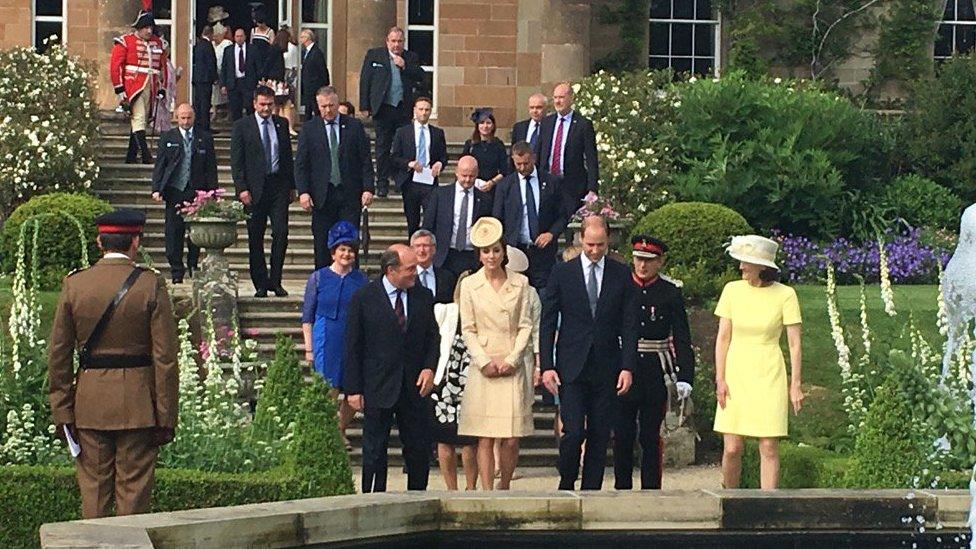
left=301, top=221, right=367, bottom=449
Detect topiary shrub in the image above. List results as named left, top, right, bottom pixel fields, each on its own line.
left=740, top=441, right=837, bottom=488
left=633, top=201, right=752, bottom=277
left=0, top=192, right=112, bottom=289
left=844, top=378, right=927, bottom=488
left=253, top=333, right=304, bottom=441
left=881, top=174, right=962, bottom=231
left=285, top=375, right=355, bottom=497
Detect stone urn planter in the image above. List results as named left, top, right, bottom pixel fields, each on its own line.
left=188, top=217, right=238, bottom=253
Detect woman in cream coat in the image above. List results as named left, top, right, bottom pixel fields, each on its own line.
left=458, top=218, right=534, bottom=490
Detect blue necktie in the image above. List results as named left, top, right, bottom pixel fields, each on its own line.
left=525, top=174, right=539, bottom=241
left=261, top=118, right=274, bottom=174
left=529, top=123, right=539, bottom=149
left=416, top=126, right=428, bottom=167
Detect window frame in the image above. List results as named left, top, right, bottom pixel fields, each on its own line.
left=934, top=0, right=976, bottom=61
left=405, top=0, right=438, bottom=118
left=648, top=0, right=721, bottom=76
left=32, top=0, right=67, bottom=52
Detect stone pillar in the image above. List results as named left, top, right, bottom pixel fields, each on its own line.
left=540, top=0, right=591, bottom=92
left=95, top=0, right=144, bottom=110
left=192, top=245, right=239, bottom=359
left=344, top=0, right=397, bottom=110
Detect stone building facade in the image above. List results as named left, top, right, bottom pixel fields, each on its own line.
left=0, top=1, right=965, bottom=135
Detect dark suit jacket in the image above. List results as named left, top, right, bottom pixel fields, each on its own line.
left=358, top=46, right=425, bottom=113
left=300, top=43, right=330, bottom=104
left=535, top=111, right=599, bottom=200
left=295, top=114, right=374, bottom=209
left=247, top=39, right=284, bottom=83
left=511, top=119, right=530, bottom=146
left=220, top=42, right=250, bottom=90
left=192, top=38, right=218, bottom=85
left=390, top=123, right=448, bottom=190
left=150, top=128, right=218, bottom=195
left=540, top=256, right=638, bottom=384
left=421, top=183, right=492, bottom=269
left=230, top=114, right=294, bottom=204
left=344, top=280, right=440, bottom=409
left=492, top=170, right=568, bottom=246
left=428, top=266, right=457, bottom=305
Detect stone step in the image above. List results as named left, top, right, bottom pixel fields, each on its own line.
left=344, top=446, right=586, bottom=467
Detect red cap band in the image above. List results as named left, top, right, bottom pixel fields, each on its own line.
left=633, top=241, right=662, bottom=255
left=97, top=224, right=143, bottom=234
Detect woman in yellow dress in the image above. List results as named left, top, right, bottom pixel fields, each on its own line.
left=714, top=235, right=804, bottom=490
left=457, top=218, right=534, bottom=490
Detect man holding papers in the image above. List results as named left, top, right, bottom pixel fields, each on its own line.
left=47, top=209, right=179, bottom=518
left=391, top=96, right=447, bottom=237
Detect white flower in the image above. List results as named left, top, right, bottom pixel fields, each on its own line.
left=774, top=77, right=782, bottom=84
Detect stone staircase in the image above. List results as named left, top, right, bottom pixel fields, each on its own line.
left=93, top=118, right=694, bottom=469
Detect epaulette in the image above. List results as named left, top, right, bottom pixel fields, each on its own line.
left=660, top=274, right=683, bottom=288
left=64, top=266, right=88, bottom=279
left=136, top=263, right=159, bottom=275
left=113, top=36, right=127, bottom=47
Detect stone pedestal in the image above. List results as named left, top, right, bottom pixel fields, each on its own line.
left=663, top=424, right=697, bottom=467
left=189, top=220, right=240, bottom=357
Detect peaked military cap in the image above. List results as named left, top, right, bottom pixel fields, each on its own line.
left=631, top=235, right=668, bottom=259
left=95, top=209, right=146, bottom=234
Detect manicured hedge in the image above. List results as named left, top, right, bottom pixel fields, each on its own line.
left=0, top=465, right=317, bottom=548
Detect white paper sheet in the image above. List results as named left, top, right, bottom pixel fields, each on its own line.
left=413, top=167, right=435, bottom=185
left=64, top=425, right=81, bottom=458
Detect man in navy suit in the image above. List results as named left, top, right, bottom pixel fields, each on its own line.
left=510, top=93, right=547, bottom=150
left=493, top=141, right=568, bottom=289
left=359, top=27, right=426, bottom=197
left=150, top=104, right=218, bottom=284
left=420, top=155, right=491, bottom=277
left=298, top=29, right=330, bottom=121
left=535, top=82, right=600, bottom=212
left=295, top=86, right=374, bottom=270
left=410, top=229, right=458, bottom=305
left=345, top=244, right=439, bottom=493
left=230, top=86, right=295, bottom=297
left=219, top=28, right=252, bottom=121
left=191, top=26, right=218, bottom=131
left=540, top=216, right=638, bottom=490
left=391, top=97, right=447, bottom=237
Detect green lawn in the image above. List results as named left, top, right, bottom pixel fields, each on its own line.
left=0, top=277, right=63, bottom=338
left=790, top=284, right=940, bottom=452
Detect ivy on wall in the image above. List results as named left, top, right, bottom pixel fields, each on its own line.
left=867, top=0, right=942, bottom=90
left=594, top=0, right=650, bottom=72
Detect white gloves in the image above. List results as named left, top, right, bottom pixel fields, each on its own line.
left=675, top=381, right=692, bottom=400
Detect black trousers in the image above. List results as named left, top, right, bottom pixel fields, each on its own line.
left=613, top=396, right=666, bottom=490
left=557, top=354, right=615, bottom=490
left=163, top=187, right=199, bottom=280
left=303, top=95, right=318, bottom=122
left=401, top=181, right=434, bottom=238
left=227, top=80, right=253, bottom=121
left=311, top=195, right=361, bottom=270
left=516, top=242, right=557, bottom=289
left=246, top=177, right=289, bottom=292
left=360, top=382, right=432, bottom=493
left=442, top=249, right=478, bottom=279
left=192, top=83, right=213, bottom=130
left=373, top=102, right=409, bottom=194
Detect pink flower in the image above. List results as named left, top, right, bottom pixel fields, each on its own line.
left=243, top=328, right=260, bottom=338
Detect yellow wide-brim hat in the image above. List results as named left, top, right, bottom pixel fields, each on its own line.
left=506, top=245, right=529, bottom=273
left=726, top=234, right=780, bottom=270
left=470, top=217, right=504, bottom=248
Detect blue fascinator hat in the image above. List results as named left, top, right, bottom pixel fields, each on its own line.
left=327, top=221, right=359, bottom=250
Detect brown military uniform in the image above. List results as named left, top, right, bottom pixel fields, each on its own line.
left=47, top=255, right=178, bottom=518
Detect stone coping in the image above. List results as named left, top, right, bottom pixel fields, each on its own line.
left=40, top=490, right=971, bottom=548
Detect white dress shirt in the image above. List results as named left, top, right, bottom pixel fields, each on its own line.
left=580, top=253, right=605, bottom=297
left=452, top=183, right=475, bottom=250
left=382, top=276, right=407, bottom=321
left=548, top=110, right=573, bottom=173
left=234, top=43, right=247, bottom=78
left=324, top=114, right=341, bottom=146
left=518, top=167, right=540, bottom=244
left=417, top=265, right=437, bottom=296
left=179, top=127, right=193, bottom=143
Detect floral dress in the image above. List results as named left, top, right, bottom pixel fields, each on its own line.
left=431, top=330, right=478, bottom=446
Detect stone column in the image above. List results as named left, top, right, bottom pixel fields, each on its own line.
left=540, top=0, right=591, bottom=91
left=344, top=0, right=397, bottom=109
left=95, top=0, right=144, bottom=110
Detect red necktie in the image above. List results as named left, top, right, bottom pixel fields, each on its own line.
left=550, top=117, right=565, bottom=175
left=394, top=290, right=406, bottom=331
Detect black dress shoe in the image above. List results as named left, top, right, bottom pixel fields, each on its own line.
left=254, top=289, right=268, bottom=298
left=171, top=277, right=183, bottom=285
left=272, top=286, right=289, bottom=297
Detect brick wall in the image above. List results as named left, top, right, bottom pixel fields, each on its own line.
left=0, top=0, right=32, bottom=49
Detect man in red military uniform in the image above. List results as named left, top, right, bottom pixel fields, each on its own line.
left=110, top=10, right=168, bottom=164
